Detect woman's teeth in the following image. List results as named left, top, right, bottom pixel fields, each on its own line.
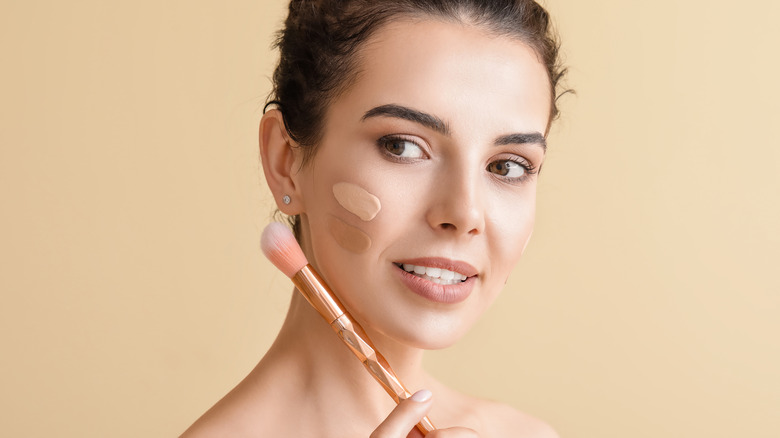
left=401, top=263, right=467, bottom=284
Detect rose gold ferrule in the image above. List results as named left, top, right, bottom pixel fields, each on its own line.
left=291, top=265, right=346, bottom=323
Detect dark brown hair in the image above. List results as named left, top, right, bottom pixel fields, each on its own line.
left=265, top=0, right=567, bottom=235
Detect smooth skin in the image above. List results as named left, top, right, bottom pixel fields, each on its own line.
left=182, top=17, right=558, bottom=438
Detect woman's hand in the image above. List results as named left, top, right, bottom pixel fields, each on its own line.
left=370, top=390, right=479, bottom=438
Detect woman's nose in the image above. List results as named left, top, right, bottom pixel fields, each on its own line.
left=425, top=169, right=485, bottom=237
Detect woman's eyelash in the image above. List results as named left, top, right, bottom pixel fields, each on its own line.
left=510, top=158, right=537, bottom=175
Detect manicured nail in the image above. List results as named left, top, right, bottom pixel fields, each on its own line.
left=410, top=389, right=432, bottom=402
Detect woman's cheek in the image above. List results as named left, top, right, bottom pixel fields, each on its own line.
left=327, top=215, right=372, bottom=253
left=327, top=181, right=384, bottom=254
left=332, top=182, right=381, bottom=221
left=490, top=198, right=536, bottom=271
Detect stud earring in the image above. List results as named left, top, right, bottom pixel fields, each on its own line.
left=282, top=195, right=291, bottom=205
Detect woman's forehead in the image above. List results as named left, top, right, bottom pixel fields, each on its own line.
left=327, top=19, right=552, bottom=138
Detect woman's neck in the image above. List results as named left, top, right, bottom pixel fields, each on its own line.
left=252, top=290, right=429, bottom=427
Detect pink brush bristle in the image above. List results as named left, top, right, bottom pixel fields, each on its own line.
left=261, top=222, right=308, bottom=278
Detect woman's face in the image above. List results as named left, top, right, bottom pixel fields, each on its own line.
left=292, top=19, right=551, bottom=349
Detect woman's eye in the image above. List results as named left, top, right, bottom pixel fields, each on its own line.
left=380, top=137, right=425, bottom=159
left=487, top=160, right=527, bottom=178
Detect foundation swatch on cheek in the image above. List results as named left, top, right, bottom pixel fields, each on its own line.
left=332, top=182, right=381, bottom=221
left=328, top=216, right=372, bottom=254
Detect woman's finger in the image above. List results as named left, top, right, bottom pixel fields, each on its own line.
left=370, top=390, right=433, bottom=438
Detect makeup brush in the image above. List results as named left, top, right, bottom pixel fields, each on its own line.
left=260, top=222, right=436, bottom=435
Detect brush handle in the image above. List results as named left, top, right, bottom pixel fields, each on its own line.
left=331, top=315, right=436, bottom=435
left=292, top=266, right=436, bottom=435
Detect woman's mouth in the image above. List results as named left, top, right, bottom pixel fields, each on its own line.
left=392, top=258, right=478, bottom=304
left=395, top=263, right=468, bottom=285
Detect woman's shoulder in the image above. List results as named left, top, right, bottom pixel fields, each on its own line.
left=179, top=378, right=288, bottom=438
left=429, top=381, right=559, bottom=438
left=474, top=398, right=560, bottom=438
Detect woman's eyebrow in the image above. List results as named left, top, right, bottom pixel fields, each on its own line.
left=362, top=104, right=450, bottom=136
left=494, top=132, right=547, bottom=152
left=362, top=104, right=546, bottom=152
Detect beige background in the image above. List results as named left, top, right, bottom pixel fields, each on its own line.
left=1, top=0, right=778, bottom=437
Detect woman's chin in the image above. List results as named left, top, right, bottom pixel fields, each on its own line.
left=371, top=315, right=473, bottom=351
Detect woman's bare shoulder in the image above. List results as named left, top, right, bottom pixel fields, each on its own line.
left=178, top=380, right=288, bottom=438
left=430, top=382, right=559, bottom=438
left=475, top=398, right=559, bottom=438
left=179, top=401, right=285, bottom=438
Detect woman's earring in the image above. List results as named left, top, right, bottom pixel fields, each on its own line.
left=282, top=195, right=291, bottom=205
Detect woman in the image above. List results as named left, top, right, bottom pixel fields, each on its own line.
left=183, top=0, right=565, bottom=436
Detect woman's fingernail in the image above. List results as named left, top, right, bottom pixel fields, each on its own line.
left=410, top=389, right=432, bottom=403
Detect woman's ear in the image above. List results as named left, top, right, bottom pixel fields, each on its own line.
left=259, top=109, right=303, bottom=215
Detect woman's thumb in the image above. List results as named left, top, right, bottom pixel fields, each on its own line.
left=370, top=390, right=433, bottom=438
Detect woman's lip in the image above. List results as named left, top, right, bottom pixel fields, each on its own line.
left=393, top=264, right=476, bottom=304
left=393, top=257, right=479, bottom=278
